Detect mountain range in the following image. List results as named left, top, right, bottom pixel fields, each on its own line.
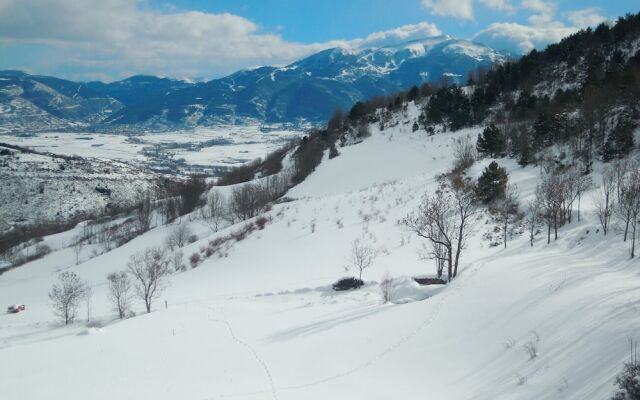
left=0, top=35, right=505, bottom=133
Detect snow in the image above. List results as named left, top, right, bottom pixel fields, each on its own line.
left=0, top=125, right=303, bottom=168
left=0, top=112, right=637, bottom=400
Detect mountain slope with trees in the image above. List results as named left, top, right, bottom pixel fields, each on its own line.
left=0, top=36, right=504, bottom=133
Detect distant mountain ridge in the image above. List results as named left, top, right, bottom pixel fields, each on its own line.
left=0, top=35, right=506, bottom=133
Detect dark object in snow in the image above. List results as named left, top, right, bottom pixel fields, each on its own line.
left=332, top=277, right=364, bottom=291
left=7, top=304, right=25, bottom=313
left=95, top=187, right=112, bottom=196
left=413, top=277, right=447, bottom=286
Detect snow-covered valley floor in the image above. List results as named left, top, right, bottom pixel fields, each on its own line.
left=1, top=124, right=638, bottom=400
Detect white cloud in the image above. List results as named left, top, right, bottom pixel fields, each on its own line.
left=0, top=0, right=441, bottom=81
left=421, top=0, right=474, bottom=21
left=354, top=22, right=442, bottom=48
left=479, top=0, right=515, bottom=13
left=521, top=0, right=554, bottom=15
left=521, top=0, right=555, bottom=25
left=473, top=22, right=574, bottom=54
left=473, top=2, right=607, bottom=55
left=566, top=8, right=607, bottom=29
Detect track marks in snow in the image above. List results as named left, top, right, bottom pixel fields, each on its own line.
left=203, top=305, right=279, bottom=400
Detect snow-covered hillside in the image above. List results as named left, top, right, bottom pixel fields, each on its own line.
left=0, top=144, right=160, bottom=231
left=0, top=107, right=637, bottom=400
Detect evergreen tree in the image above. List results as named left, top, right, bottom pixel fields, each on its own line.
left=533, top=111, right=554, bottom=146
left=517, top=133, right=533, bottom=166
left=476, top=124, right=505, bottom=157
left=407, top=85, right=420, bottom=102
left=604, top=120, right=635, bottom=161
left=476, top=161, right=509, bottom=203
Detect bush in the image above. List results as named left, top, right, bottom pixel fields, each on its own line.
left=612, top=362, right=640, bottom=400
left=189, top=253, right=201, bottom=268
left=255, top=216, right=269, bottom=230
left=452, top=135, right=476, bottom=172
left=33, top=243, right=51, bottom=259
left=332, top=277, right=364, bottom=291
left=612, top=339, right=640, bottom=400
left=217, top=159, right=260, bottom=186
left=165, top=224, right=194, bottom=250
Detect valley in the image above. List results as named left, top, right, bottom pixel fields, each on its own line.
left=1, top=4, right=640, bottom=400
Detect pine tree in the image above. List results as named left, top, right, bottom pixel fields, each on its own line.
left=476, top=124, right=505, bottom=157
left=407, top=85, right=420, bottom=102
left=604, top=120, right=634, bottom=161
left=476, top=161, right=509, bottom=203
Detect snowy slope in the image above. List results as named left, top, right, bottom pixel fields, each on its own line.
left=0, top=144, right=161, bottom=231
left=0, top=113, right=637, bottom=400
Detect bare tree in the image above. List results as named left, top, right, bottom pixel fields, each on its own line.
left=575, top=173, right=592, bottom=222
left=228, top=184, right=271, bottom=222
left=537, top=172, right=565, bottom=244
left=169, top=250, right=185, bottom=272
left=165, top=224, right=193, bottom=251
left=617, top=168, right=640, bottom=257
left=616, top=165, right=640, bottom=244
left=450, top=176, right=478, bottom=278
left=128, top=247, right=170, bottom=313
left=200, top=189, right=226, bottom=232
left=452, top=135, right=476, bottom=171
left=159, top=197, right=179, bottom=225
left=134, top=193, right=153, bottom=233
left=346, top=239, right=376, bottom=281
left=178, top=176, right=208, bottom=216
left=49, top=271, right=86, bottom=324
left=402, top=187, right=455, bottom=280
left=402, top=177, right=476, bottom=281
left=595, top=167, right=616, bottom=235
left=495, top=184, right=520, bottom=248
left=72, top=236, right=84, bottom=265
left=380, top=273, right=393, bottom=303
left=560, top=168, right=589, bottom=224
left=107, top=271, right=132, bottom=319
left=84, top=285, right=93, bottom=323
left=526, top=197, right=542, bottom=246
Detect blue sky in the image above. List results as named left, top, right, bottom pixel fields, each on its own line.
left=0, top=0, right=638, bottom=82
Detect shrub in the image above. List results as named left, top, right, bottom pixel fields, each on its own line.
left=33, top=243, right=51, bottom=259
left=217, top=159, right=260, bottom=186
left=332, top=277, right=364, bottom=291
left=255, top=216, right=268, bottom=230
left=612, top=362, right=640, bottom=400
left=611, top=339, right=640, bottom=400
left=165, top=224, right=194, bottom=250
left=189, top=253, right=201, bottom=268
left=452, top=135, right=476, bottom=172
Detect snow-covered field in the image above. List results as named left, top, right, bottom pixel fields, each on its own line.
left=0, top=118, right=637, bottom=400
left=0, top=125, right=303, bottom=169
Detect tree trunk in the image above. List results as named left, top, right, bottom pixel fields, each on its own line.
left=577, top=194, right=581, bottom=222
left=504, top=219, right=508, bottom=249
left=624, top=218, right=630, bottom=242
left=632, top=221, right=637, bottom=259
left=447, top=247, right=453, bottom=282
left=547, top=223, right=551, bottom=244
